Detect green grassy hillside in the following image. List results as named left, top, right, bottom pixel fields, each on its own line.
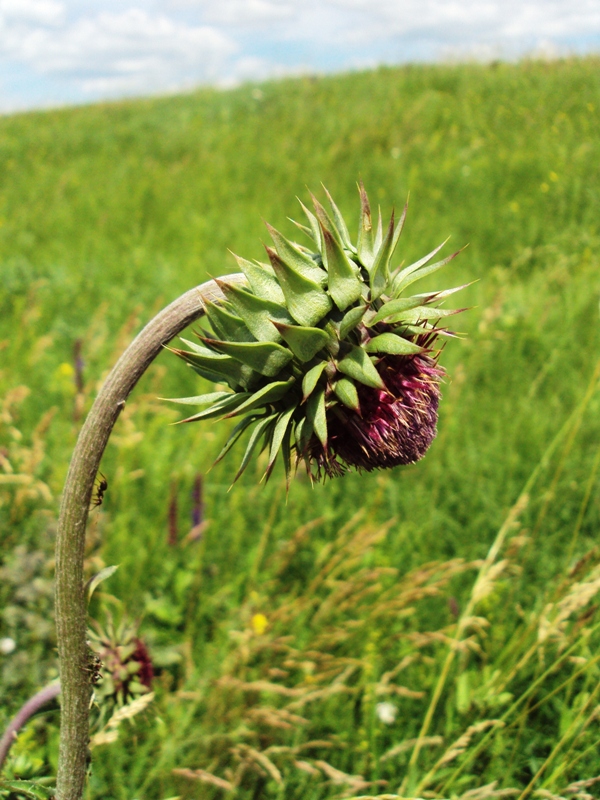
left=1, top=57, right=600, bottom=798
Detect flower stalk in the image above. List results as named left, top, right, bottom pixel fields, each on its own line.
left=0, top=682, right=61, bottom=771
left=54, top=276, right=243, bottom=800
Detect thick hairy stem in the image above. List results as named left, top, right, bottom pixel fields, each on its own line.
left=55, top=275, right=244, bottom=800
left=0, top=682, right=61, bottom=770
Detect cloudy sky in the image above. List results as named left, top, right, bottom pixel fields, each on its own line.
left=0, top=0, right=599, bottom=112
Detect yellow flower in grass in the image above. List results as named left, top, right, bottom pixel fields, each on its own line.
left=57, top=362, right=74, bottom=378
left=251, top=613, right=268, bottom=635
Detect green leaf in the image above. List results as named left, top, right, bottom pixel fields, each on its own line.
left=203, top=337, right=293, bottom=377
left=374, top=206, right=383, bottom=253
left=85, top=565, right=119, bottom=603
left=204, top=299, right=255, bottom=342
left=294, top=415, right=312, bottom=455
left=338, top=304, right=367, bottom=339
left=369, top=211, right=395, bottom=300
left=415, top=281, right=475, bottom=302
left=367, top=296, right=425, bottom=326
left=266, top=247, right=332, bottom=327
left=334, top=378, right=360, bottom=411
left=213, top=414, right=260, bottom=465
left=233, top=414, right=277, bottom=483
left=177, top=392, right=251, bottom=423
left=356, top=181, right=374, bottom=267
left=322, top=184, right=354, bottom=251
left=289, top=218, right=314, bottom=244
left=266, top=404, right=298, bottom=478
left=189, top=365, right=241, bottom=388
left=365, top=333, right=423, bottom=355
left=186, top=364, right=235, bottom=386
left=266, top=223, right=326, bottom=286
left=231, top=253, right=286, bottom=304
left=161, top=391, right=231, bottom=406
left=272, top=321, right=330, bottom=362
left=299, top=199, right=322, bottom=250
left=337, top=346, right=385, bottom=389
left=302, top=361, right=327, bottom=401
left=393, top=238, right=447, bottom=279
left=321, top=224, right=363, bottom=311
left=310, top=194, right=344, bottom=249
left=0, top=781, right=55, bottom=799
left=392, top=239, right=450, bottom=288
left=281, top=421, right=293, bottom=486
left=176, top=338, right=219, bottom=357
left=391, top=197, right=409, bottom=254
left=306, top=387, right=327, bottom=448
left=323, top=319, right=340, bottom=358
left=390, top=305, right=467, bottom=324
left=216, top=279, right=292, bottom=342
left=394, top=323, right=436, bottom=336
left=393, top=248, right=465, bottom=295
left=225, top=378, right=295, bottom=417
left=171, top=346, right=256, bottom=390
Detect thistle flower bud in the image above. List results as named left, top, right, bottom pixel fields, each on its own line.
left=169, top=184, right=467, bottom=483
left=88, top=616, right=153, bottom=707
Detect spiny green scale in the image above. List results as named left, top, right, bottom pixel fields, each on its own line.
left=168, top=183, right=467, bottom=484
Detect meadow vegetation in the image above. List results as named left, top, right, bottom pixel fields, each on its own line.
left=1, top=56, right=600, bottom=798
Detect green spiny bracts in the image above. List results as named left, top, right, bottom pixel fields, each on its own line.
left=168, top=184, right=468, bottom=484
left=88, top=615, right=153, bottom=711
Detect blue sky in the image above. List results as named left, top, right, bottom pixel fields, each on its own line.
left=0, top=0, right=599, bottom=112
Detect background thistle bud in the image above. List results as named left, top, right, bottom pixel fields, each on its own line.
left=88, top=614, right=153, bottom=709
left=169, top=183, right=467, bottom=483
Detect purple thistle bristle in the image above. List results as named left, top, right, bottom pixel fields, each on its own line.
left=133, top=638, right=154, bottom=689
left=306, top=349, right=444, bottom=478
left=331, top=353, right=442, bottom=471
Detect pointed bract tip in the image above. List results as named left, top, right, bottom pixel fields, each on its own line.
left=321, top=183, right=335, bottom=203
left=264, top=244, right=281, bottom=268
left=358, top=183, right=371, bottom=226
left=388, top=208, right=395, bottom=231
left=309, top=190, right=323, bottom=210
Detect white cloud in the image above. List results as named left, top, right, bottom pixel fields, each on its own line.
left=0, top=0, right=64, bottom=25
left=0, top=0, right=599, bottom=109
left=325, top=0, right=600, bottom=47
left=1, top=8, right=237, bottom=96
left=167, top=0, right=600, bottom=58
left=182, top=0, right=297, bottom=25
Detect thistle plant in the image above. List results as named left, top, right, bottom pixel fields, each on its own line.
left=170, top=184, right=466, bottom=482
left=53, top=182, right=467, bottom=800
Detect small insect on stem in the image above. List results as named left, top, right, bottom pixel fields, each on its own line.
left=91, top=471, right=108, bottom=509
left=83, top=646, right=103, bottom=686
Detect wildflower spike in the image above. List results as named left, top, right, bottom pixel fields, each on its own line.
left=171, top=184, right=467, bottom=482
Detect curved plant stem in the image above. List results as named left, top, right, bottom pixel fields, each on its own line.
left=0, top=682, right=61, bottom=771
left=54, top=275, right=244, bottom=800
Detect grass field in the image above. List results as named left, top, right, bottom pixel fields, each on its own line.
left=1, top=56, right=600, bottom=798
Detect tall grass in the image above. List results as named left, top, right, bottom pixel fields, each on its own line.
left=1, top=56, right=600, bottom=797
